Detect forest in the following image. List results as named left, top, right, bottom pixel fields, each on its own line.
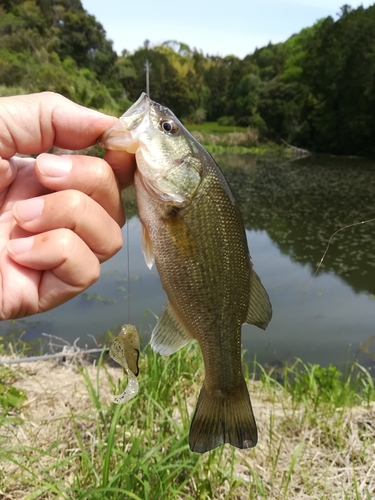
left=1, top=1, right=375, bottom=155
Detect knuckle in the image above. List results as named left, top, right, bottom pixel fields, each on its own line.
left=110, top=226, right=123, bottom=254
left=98, top=225, right=123, bottom=262
left=64, top=189, right=84, bottom=212
left=57, top=228, right=101, bottom=286
left=41, top=91, right=59, bottom=99
left=92, top=158, right=117, bottom=192
left=58, top=228, right=76, bottom=256
left=86, top=259, right=101, bottom=285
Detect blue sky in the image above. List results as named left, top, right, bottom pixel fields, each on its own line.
left=81, top=1, right=374, bottom=58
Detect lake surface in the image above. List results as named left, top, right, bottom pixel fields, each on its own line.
left=2, top=154, right=375, bottom=371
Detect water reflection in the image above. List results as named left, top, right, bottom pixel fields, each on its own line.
left=1, top=155, right=374, bottom=370
left=220, top=154, right=375, bottom=295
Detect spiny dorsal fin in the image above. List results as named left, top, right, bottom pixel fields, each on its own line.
left=151, top=302, right=193, bottom=356
left=141, top=223, right=155, bottom=270
left=245, top=268, right=272, bottom=329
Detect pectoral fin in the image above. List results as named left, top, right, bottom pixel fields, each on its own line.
left=141, top=223, right=155, bottom=270
left=163, top=211, right=198, bottom=259
left=245, top=268, right=272, bottom=329
left=151, top=302, right=193, bottom=355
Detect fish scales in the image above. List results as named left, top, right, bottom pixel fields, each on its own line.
left=99, top=93, right=272, bottom=453
left=139, top=170, right=249, bottom=377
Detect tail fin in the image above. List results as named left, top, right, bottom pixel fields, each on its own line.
left=189, top=378, right=257, bottom=453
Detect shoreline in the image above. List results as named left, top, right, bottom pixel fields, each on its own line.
left=1, top=349, right=374, bottom=499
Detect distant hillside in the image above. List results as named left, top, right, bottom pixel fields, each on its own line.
left=1, top=2, right=375, bottom=155
left=0, top=0, right=124, bottom=112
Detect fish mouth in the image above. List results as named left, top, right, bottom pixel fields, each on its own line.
left=122, top=93, right=151, bottom=126
left=97, top=93, right=151, bottom=151
left=98, top=93, right=176, bottom=152
left=123, top=93, right=173, bottom=128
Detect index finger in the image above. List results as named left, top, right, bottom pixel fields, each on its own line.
left=0, top=92, right=119, bottom=158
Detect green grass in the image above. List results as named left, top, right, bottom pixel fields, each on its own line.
left=186, top=122, right=247, bottom=134
left=258, top=358, right=375, bottom=409
left=0, top=346, right=249, bottom=499
left=0, top=365, right=27, bottom=427
left=1, top=346, right=375, bottom=498
left=185, top=121, right=298, bottom=158
left=205, top=144, right=271, bottom=155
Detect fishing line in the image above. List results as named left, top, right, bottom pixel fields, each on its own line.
left=306, top=216, right=375, bottom=290
left=125, top=187, right=131, bottom=323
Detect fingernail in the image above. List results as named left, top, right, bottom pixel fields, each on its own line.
left=8, top=236, right=34, bottom=254
left=13, top=198, right=44, bottom=222
left=37, top=153, right=72, bottom=177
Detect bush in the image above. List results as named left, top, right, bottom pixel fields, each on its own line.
left=217, top=115, right=235, bottom=126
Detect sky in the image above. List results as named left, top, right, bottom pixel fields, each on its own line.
left=81, top=0, right=374, bottom=58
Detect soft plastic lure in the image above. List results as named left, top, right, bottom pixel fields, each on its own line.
left=109, top=324, right=140, bottom=404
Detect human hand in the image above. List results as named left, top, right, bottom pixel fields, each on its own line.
left=0, top=92, right=136, bottom=320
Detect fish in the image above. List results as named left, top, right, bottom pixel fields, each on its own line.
left=98, top=93, right=272, bottom=453
left=109, top=324, right=140, bottom=404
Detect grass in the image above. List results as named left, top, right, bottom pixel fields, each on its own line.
left=185, top=122, right=300, bottom=159
left=186, top=122, right=247, bottom=134
left=204, top=144, right=275, bottom=156
left=1, top=345, right=375, bottom=499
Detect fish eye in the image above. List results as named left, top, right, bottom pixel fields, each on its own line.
left=160, top=119, right=178, bottom=134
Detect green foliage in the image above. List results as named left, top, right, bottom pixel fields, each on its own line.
left=217, top=115, right=236, bottom=127
left=187, top=121, right=246, bottom=133
left=1, top=1, right=375, bottom=154
left=125, top=45, right=201, bottom=119
left=0, top=319, right=45, bottom=358
left=0, top=0, right=121, bottom=114
left=243, top=5, right=375, bottom=154
left=0, top=364, right=27, bottom=417
left=1, top=349, right=375, bottom=497
left=300, top=5, right=375, bottom=154
left=281, top=359, right=375, bottom=409
left=257, top=78, right=310, bottom=142
left=0, top=84, right=29, bottom=96
left=247, top=43, right=286, bottom=81
left=0, top=346, right=250, bottom=498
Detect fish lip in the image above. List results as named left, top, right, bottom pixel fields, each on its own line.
left=123, top=92, right=151, bottom=118
left=97, top=121, right=127, bottom=149
left=97, top=93, right=152, bottom=150
left=118, top=93, right=152, bottom=133
left=125, top=93, right=174, bottom=124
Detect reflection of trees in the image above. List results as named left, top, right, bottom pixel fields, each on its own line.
left=218, top=154, right=375, bottom=295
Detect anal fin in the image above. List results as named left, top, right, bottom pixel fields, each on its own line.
left=151, top=302, right=193, bottom=356
left=246, top=268, right=272, bottom=329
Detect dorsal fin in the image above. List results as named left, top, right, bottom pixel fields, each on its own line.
left=245, top=268, right=272, bottom=329
left=151, top=302, right=193, bottom=356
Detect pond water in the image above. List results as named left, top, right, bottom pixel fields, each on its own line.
left=3, top=154, right=375, bottom=371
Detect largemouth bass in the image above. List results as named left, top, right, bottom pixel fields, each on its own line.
left=99, top=93, right=272, bottom=453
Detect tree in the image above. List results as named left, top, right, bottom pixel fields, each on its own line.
left=258, top=78, right=310, bottom=142
left=302, top=5, right=375, bottom=154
